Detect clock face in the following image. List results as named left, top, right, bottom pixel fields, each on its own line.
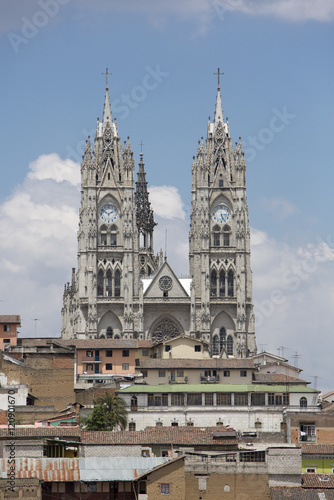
left=212, top=204, right=231, bottom=224
left=100, top=204, right=118, bottom=223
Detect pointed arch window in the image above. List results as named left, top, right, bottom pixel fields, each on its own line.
left=220, top=327, right=226, bottom=352
left=97, top=270, right=104, bottom=296
left=106, top=270, right=112, bottom=297
left=228, top=270, right=234, bottom=297
left=212, top=335, right=219, bottom=355
left=106, top=327, right=113, bottom=339
left=114, top=270, right=121, bottom=297
left=219, top=270, right=225, bottom=297
left=110, top=225, right=117, bottom=246
left=213, top=225, right=220, bottom=247
left=100, top=225, right=107, bottom=246
left=211, top=270, right=217, bottom=297
left=227, top=335, right=233, bottom=356
left=223, top=225, right=231, bottom=247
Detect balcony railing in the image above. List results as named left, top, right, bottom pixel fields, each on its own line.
left=200, top=375, right=220, bottom=383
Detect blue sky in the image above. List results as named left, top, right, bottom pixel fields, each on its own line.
left=0, top=0, right=334, bottom=391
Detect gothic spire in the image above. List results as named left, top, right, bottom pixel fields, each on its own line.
left=135, top=153, right=156, bottom=233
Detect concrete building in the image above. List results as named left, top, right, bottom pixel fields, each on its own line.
left=118, top=383, right=320, bottom=432
left=0, top=315, right=20, bottom=350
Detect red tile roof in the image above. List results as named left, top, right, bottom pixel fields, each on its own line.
left=0, top=426, right=237, bottom=446
left=302, top=473, right=334, bottom=489
left=254, top=373, right=309, bottom=385
left=0, top=315, right=21, bottom=324
left=301, top=444, right=334, bottom=455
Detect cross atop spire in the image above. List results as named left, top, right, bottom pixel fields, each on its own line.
left=213, top=67, right=224, bottom=91
left=102, top=68, right=112, bottom=89
left=139, top=141, right=144, bottom=153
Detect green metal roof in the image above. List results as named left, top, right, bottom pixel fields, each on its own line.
left=118, top=384, right=318, bottom=394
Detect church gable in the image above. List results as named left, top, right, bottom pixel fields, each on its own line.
left=143, top=261, right=189, bottom=299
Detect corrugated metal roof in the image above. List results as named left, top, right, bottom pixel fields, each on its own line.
left=0, top=457, right=169, bottom=482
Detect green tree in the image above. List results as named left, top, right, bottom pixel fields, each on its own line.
left=83, top=393, right=128, bottom=431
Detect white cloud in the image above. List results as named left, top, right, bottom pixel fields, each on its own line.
left=27, top=153, right=80, bottom=185
left=75, top=0, right=334, bottom=23
left=149, top=185, right=186, bottom=220
left=251, top=228, right=334, bottom=392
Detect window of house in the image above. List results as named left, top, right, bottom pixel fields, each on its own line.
left=160, top=483, right=170, bottom=495
left=106, top=327, right=113, bottom=338
left=300, top=397, right=308, bottom=408
left=3, top=339, right=10, bottom=344
left=223, top=370, right=230, bottom=377
left=156, top=421, right=163, bottom=427
left=87, top=483, right=97, bottom=492
left=217, top=393, right=232, bottom=405
left=205, top=393, right=214, bottom=406
left=141, top=449, right=150, bottom=458
left=240, top=370, right=247, bottom=377
left=216, top=421, right=224, bottom=426
left=106, top=363, right=113, bottom=370
left=187, top=393, right=202, bottom=406
left=159, top=370, right=166, bottom=378
left=141, top=370, right=148, bottom=378
left=122, top=350, right=129, bottom=357
left=86, top=364, right=93, bottom=371
left=106, top=350, right=113, bottom=357
left=255, top=421, right=262, bottom=430
left=240, top=451, right=265, bottom=463
left=129, top=422, right=136, bottom=431
left=177, top=370, right=184, bottom=378
left=142, top=349, right=149, bottom=356
left=86, top=350, right=93, bottom=357
left=251, top=393, right=265, bottom=406
left=171, top=393, right=184, bottom=406
left=306, top=468, right=317, bottom=473
left=171, top=422, right=178, bottom=427
left=3, top=325, right=10, bottom=332
left=165, top=345, right=171, bottom=352
left=122, top=363, right=129, bottom=370
left=194, top=345, right=201, bottom=352
left=300, top=423, right=316, bottom=442
left=148, top=394, right=168, bottom=407
left=234, top=393, right=248, bottom=406
left=187, top=421, right=194, bottom=426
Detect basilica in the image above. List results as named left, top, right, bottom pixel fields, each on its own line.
left=61, top=71, right=256, bottom=358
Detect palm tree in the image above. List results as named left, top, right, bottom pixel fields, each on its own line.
left=97, top=392, right=128, bottom=431
left=83, top=392, right=128, bottom=431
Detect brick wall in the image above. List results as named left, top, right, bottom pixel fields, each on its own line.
left=146, top=458, right=186, bottom=500
left=0, top=353, right=75, bottom=411
left=185, top=472, right=271, bottom=500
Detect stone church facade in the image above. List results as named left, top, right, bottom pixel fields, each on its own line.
left=61, top=72, right=256, bottom=357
